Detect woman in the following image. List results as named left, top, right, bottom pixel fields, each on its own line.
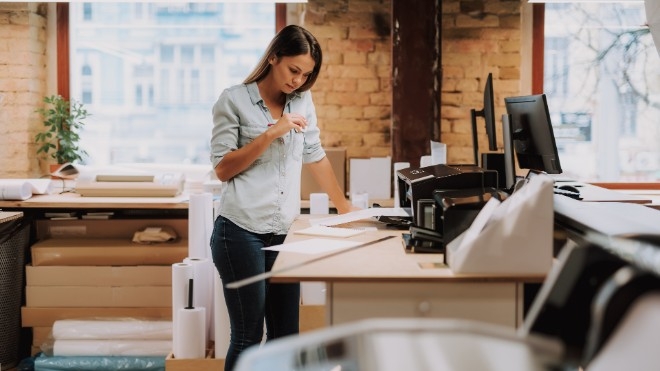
left=209, top=24, right=354, bottom=370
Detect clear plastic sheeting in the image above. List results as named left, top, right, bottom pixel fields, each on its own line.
left=51, top=318, right=172, bottom=340
left=33, top=354, right=165, bottom=371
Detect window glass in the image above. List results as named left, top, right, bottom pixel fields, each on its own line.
left=544, top=3, right=660, bottom=182
left=70, top=2, right=275, bottom=165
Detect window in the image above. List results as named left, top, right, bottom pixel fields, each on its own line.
left=66, top=2, right=277, bottom=166
left=544, top=3, right=660, bottom=182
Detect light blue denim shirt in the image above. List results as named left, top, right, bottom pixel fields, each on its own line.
left=210, top=82, right=326, bottom=234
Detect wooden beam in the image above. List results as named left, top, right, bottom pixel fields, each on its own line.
left=391, top=0, right=442, bottom=167
left=56, top=3, right=69, bottom=101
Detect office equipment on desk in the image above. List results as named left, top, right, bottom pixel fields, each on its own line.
left=402, top=187, right=504, bottom=255
left=396, top=163, right=498, bottom=224
left=446, top=173, right=554, bottom=275
left=75, top=172, right=185, bottom=197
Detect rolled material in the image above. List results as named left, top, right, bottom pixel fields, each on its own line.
left=214, top=270, right=230, bottom=358
left=175, top=307, right=206, bottom=359
left=188, top=192, right=214, bottom=259
left=52, top=319, right=171, bottom=340
left=309, top=193, right=329, bottom=215
left=0, top=180, right=32, bottom=200
left=52, top=339, right=172, bottom=356
left=172, top=262, right=194, bottom=356
left=183, top=257, right=214, bottom=345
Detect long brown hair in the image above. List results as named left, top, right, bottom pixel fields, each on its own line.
left=244, top=25, right=322, bottom=92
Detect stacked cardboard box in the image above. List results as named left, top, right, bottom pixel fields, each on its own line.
left=23, top=218, right=188, bottom=355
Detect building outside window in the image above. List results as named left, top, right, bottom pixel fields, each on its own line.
left=69, top=2, right=275, bottom=165
left=545, top=3, right=660, bottom=182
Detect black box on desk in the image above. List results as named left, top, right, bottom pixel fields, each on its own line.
left=396, top=164, right=498, bottom=226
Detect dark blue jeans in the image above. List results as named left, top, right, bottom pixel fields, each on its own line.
left=210, top=215, right=300, bottom=371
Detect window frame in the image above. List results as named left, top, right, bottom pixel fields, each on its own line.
left=56, top=3, right=287, bottom=101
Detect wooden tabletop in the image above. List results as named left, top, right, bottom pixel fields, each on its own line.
left=271, top=215, right=546, bottom=284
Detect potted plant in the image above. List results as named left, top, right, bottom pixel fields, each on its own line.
left=35, top=94, right=89, bottom=166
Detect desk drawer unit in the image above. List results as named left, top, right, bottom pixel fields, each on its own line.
left=328, top=282, right=518, bottom=328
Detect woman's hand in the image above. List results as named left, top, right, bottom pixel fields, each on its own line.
left=268, top=113, right=307, bottom=137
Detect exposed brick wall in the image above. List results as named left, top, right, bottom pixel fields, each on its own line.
left=305, top=0, right=392, bottom=159
left=0, top=3, right=47, bottom=178
left=441, top=0, right=522, bottom=164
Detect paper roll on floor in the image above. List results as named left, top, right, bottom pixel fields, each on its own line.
left=53, top=339, right=172, bottom=356
left=52, top=319, right=171, bottom=340
left=172, top=262, right=194, bottom=357
left=175, top=307, right=206, bottom=359
left=183, top=257, right=214, bottom=344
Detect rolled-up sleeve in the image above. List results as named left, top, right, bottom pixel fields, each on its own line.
left=210, top=89, right=240, bottom=169
left=300, top=92, right=326, bottom=164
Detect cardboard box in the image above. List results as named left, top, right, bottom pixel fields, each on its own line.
left=32, top=327, right=51, bottom=347
left=36, top=218, right=189, bottom=239
left=301, top=147, right=346, bottom=200
left=21, top=306, right=172, bottom=327
left=300, top=305, right=326, bottom=333
left=31, top=238, right=188, bottom=266
left=26, top=265, right=172, bottom=286
left=165, top=349, right=224, bottom=371
left=26, top=286, right=172, bottom=308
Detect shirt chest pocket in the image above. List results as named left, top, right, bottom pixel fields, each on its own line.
left=239, top=125, right=272, bottom=165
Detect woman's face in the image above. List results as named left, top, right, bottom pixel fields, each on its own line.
left=269, top=53, right=315, bottom=94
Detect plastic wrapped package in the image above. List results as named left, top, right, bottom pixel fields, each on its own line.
left=51, top=318, right=172, bottom=340
left=33, top=354, right=165, bottom=371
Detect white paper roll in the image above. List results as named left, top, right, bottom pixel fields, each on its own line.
left=350, top=192, right=369, bottom=209
left=172, top=262, right=193, bottom=357
left=188, top=192, right=214, bottom=259
left=52, top=319, right=171, bottom=340
left=53, top=339, right=172, bottom=356
left=431, top=141, right=447, bottom=165
left=0, top=180, right=32, bottom=200
left=214, top=270, right=230, bottom=358
left=309, top=193, right=329, bottom=215
left=183, top=257, right=214, bottom=345
left=420, top=155, right=433, bottom=168
left=301, top=281, right=326, bottom=305
left=175, top=307, right=206, bottom=359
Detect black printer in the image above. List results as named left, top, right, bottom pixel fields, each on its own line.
left=396, top=164, right=500, bottom=253
left=396, top=164, right=498, bottom=222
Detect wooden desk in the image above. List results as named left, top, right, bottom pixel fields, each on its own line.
left=272, top=216, right=544, bottom=328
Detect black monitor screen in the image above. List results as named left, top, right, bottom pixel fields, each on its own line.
left=504, top=94, right=563, bottom=174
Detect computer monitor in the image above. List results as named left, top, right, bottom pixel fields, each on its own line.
left=504, top=94, right=563, bottom=174
left=470, top=73, right=497, bottom=165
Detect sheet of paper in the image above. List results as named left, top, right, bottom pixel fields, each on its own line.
left=309, top=207, right=411, bottom=226
left=263, top=238, right=360, bottom=254
left=294, top=225, right=366, bottom=238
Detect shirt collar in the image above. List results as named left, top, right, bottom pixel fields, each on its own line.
left=245, top=81, right=302, bottom=107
